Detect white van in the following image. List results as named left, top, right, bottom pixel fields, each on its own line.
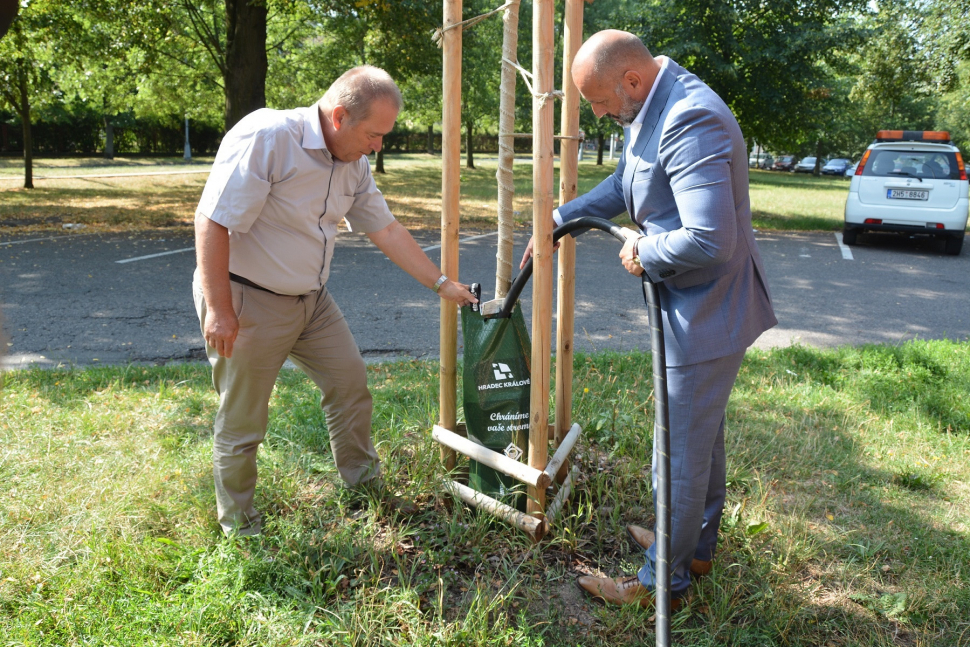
left=843, top=130, right=968, bottom=255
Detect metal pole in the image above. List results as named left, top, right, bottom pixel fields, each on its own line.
left=183, top=115, right=191, bottom=160
left=644, top=274, right=671, bottom=647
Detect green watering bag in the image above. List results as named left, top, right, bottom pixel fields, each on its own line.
left=461, top=303, right=532, bottom=509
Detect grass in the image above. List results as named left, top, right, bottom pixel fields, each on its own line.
left=2, top=341, right=968, bottom=645
left=0, top=154, right=855, bottom=235
left=748, top=169, right=853, bottom=232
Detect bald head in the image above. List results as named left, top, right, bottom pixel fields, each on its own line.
left=574, top=30, right=655, bottom=89
left=572, top=30, right=660, bottom=127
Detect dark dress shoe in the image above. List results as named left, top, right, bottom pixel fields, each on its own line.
left=626, top=524, right=713, bottom=576
left=577, top=574, right=682, bottom=610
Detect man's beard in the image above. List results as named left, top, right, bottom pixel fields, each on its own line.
left=605, top=85, right=645, bottom=127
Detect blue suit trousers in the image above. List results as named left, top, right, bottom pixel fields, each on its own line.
left=637, top=349, right=746, bottom=596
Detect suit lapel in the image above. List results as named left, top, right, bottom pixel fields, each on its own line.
left=623, top=65, right=677, bottom=217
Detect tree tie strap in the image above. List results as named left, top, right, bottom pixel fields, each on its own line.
left=432, top=0, right=516, bottom=45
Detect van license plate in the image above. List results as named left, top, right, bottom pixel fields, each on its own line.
left=887, top=189, right=929, bottom=201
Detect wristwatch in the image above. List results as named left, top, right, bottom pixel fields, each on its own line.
left=432, top=274, right=448, bottom=293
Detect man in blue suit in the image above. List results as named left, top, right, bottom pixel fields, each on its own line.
left=522, top=30, right=776, bottom=608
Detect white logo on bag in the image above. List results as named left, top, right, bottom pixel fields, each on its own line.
left=493, top=363, right=514, bottom=380
left=478, top=362, right=531, bottom=391
left=503, top=443, right=523, bottom=461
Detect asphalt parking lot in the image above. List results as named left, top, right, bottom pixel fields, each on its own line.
left=1, top=227, right=967, bottom=369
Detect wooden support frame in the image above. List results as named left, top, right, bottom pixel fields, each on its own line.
left=433, top=425, right=551, bottom=490
left=555, top=0, right=583, bottom=480
left=444, top=480, right=544, bottom=540
left=527, top=0, right=555, bottom=521
left=434, top=0, right=586, bottom=541
left=439, top=0, right=463, bottom=470
left=545, top=466, right=579, bottom=526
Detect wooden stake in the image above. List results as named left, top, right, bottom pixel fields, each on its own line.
left=433, top=425, right=551, bottom=489
left=555, top=0, right=583, bottom=478
left=440, top=0, right=463, bottom=468
left=527, top=0, right=555, bottom=522
left=444, top=480, right=544, bottom=539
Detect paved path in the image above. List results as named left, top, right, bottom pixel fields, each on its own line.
left=1, top=228, right=967, bottom=369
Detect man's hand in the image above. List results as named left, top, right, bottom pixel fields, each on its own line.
left=366, top=221, right=477, bottom=306
left=619, top=230, right=645, bottom=276
left=437, top=279, right=477, bottom=306
left=203, top=307, right=239, bottom=357
left=518, top=235, right=561, bottom=269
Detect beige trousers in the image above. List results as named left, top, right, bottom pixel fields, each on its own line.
left=193, top=272, right=379, bottom=536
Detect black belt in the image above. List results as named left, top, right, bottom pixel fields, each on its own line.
left=229, top=272, right=284, bottom=296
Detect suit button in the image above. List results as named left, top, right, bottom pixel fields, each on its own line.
left=659, top=269, right=676, bottom=278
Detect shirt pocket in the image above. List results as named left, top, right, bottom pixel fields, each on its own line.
left=324, top=192, right=356, bottom=223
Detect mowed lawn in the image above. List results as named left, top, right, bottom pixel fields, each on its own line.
left=1, top=343, right=969, bottom=645
left=0, top=154, right=852, bottom=234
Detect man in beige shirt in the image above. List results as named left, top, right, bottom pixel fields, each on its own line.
left=194, top=66, right=475, bottom=536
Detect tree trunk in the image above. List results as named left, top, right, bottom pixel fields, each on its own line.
left=223, top=0, right=268, bottom=132
left=813, top=139, right=822, bottom=176
left=596, top=131, right=605, bottom=165
left=427, top=124, right=434, bottom=154
left=0, top=0, right=18, bottom=40
left=18, top=65, right=32, bottom=189
left=103, top=116, right=114, bottom=159
left=465, top=121, right=474, bottom=169
left=375, top=149, right=385, bottom=174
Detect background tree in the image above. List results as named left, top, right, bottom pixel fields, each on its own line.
left=0, top=0, right=17, bottom=39
left=0, top=1, right=76, bottom=188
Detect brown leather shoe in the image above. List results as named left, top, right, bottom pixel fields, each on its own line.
left=577, top=574, right=682, bottom=610
left=626, top=524, right=713, bottom=576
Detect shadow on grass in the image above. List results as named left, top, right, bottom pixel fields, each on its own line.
left=709, top=344, right=970, bottom=645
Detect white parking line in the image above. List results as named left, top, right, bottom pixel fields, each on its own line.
left=0, top=234, right=92, bottom=247
left=421, top=231, right=499, bottom=253
left=834, top=232, right=854, bottom=260
left=115, top=247, right=195, bottom=264
left=0, top=170, right=210, bottom=180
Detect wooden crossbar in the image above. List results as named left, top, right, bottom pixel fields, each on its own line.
left=432, top=425, right=552, bottom=489
left=443, top=479, right=544, bottom=539
left=543, top=423, right=581, bottom=483
left=545, top=465, right=578, bottom=526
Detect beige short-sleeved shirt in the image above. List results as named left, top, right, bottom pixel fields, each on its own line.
left=196, top=105, right=395, bottom=295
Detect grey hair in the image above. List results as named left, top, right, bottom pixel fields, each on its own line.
left=579, top=30, right=653, bottom=85
left=320, top=65, right=403, bottom=124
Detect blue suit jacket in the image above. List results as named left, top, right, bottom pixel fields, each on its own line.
left=558, top=59, right=776, bottom=366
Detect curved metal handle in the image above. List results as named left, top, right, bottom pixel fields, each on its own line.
left=486, top=216, right=635, bottom=320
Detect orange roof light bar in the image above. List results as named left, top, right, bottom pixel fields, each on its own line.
left=875, top=130, right=951, bottom=143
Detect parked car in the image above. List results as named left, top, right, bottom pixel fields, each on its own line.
left=822, top=158, right=852, bottom=175
left=793, top=156, right=824, bottom=173
left=772, top=155, right=796, bottom=171
left=844, top=162, right=858, bottom=176
left=843, top=130, right=968, bottom=255
left=749, top=152, right=773, bottom=169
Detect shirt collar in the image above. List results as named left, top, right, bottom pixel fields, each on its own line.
left=632, top=56, right=668, bottom=128
left=302, top=104, right=327, bottom=150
